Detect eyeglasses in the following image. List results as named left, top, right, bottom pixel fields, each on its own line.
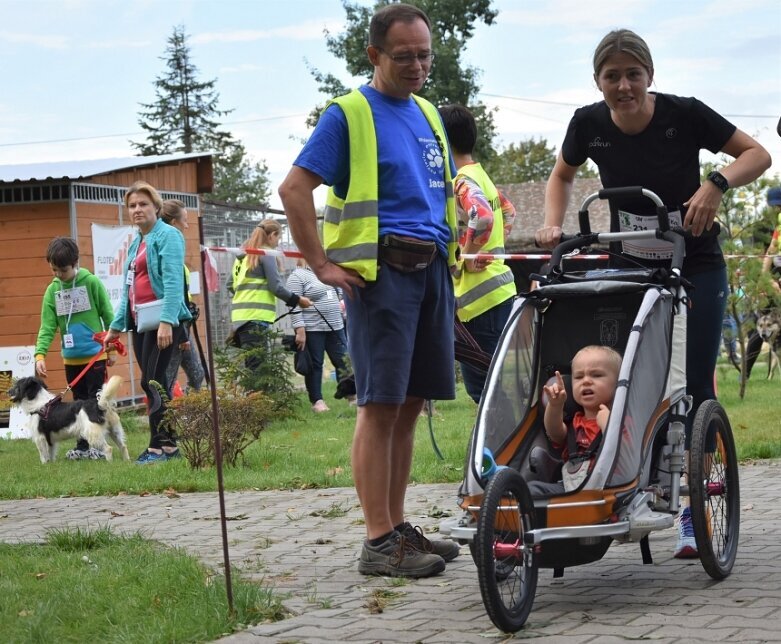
left=376, top=47, right=435, bottom=66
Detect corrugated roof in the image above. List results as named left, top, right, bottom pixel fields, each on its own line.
left=0, top=152, right=212, bottom=184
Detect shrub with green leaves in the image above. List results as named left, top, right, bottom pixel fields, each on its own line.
left=166, top=388, right=274, bottom=468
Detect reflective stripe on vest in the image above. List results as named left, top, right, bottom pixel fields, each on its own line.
left=454, top=163, right=516, bottom=322
left=324, top=89, right=458, bottom=281
left=231, top=257, right=276, bottom=324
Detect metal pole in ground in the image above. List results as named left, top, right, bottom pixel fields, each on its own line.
left=197, top=207, right=234, bottom=613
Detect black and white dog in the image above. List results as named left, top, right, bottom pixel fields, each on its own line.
left=756, top=310, right=781, bottom=380
left=7, top=375, right=130, bottom=463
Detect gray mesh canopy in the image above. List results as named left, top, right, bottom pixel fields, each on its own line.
left=463, top=279, right=685, bottom=498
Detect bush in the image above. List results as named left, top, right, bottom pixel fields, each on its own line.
left=216, top=326, right=299, bottom=414
left=166, top=388, right=274, bottom=468
left=164, top=326, right=301, bottom=468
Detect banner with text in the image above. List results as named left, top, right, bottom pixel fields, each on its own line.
left=91, top=223, right=136, bottom=313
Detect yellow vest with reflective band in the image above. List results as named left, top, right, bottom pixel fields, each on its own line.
left=453, top=163, right=516, bottom=322
left=230, top=256, right=276, bottom=324
left=323, top=89, right=458, bottom=282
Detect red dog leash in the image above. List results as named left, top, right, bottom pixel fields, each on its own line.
left=37, top=332, right=127, bottom=420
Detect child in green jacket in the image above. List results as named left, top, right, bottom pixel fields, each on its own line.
left=34, top=237, right=115, bottom=460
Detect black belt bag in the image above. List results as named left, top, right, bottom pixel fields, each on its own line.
left=378, top=234, right=438, bottom=273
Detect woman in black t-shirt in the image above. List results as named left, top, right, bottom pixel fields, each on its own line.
left=535, top=29, right=771, bottom=559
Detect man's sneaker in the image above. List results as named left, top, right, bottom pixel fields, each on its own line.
left=400, top=521, right=460, bottom=562
left=135, top=450, right=168, bottom=465
left=163, top=449, right=182, bottom=460
left=66, top=449, right=90, bottom=460
left=674, top=506, right=698, bottom=558
left=358, top=531, right=445, bottom=578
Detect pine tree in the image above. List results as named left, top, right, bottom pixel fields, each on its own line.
left=133, top=25, right=270, bottom=204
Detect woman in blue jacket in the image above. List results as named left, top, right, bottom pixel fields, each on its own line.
left=104, top=181, right=191, bottom=464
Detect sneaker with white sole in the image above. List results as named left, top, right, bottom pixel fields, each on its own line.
left=400, top=521, right=460, bottom=562
left=135, top=450, right=168, bottom=465
left=674, top=506, right=698, bottom=558
left=358, top=531, right=445, bottom=578
left=312, top=399, right=329, bottom=413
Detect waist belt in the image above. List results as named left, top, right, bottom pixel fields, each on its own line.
left=379, top=234, right=438, bottom=273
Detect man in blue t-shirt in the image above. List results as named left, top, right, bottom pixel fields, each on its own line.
left=279, top=2, right=460, bottom=579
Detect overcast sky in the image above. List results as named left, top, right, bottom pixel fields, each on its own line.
left=1, top=0, right=779, bottom=209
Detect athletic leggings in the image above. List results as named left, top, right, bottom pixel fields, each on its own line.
left=684, top=267, right=728, bottom=449
left=132, top=326, right=185, bottom=449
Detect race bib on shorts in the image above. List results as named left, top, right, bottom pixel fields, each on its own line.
left=618, top=209, right=683, bottom=261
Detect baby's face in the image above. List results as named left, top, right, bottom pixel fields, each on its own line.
left=571, top=349, right=618, bottom=411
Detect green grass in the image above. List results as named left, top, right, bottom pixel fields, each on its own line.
left=0, top=366, right=778, bottom=501
left=0, top=526, right=285, bottom=643
left=715, top=361, right=781, bottom=460
left=0, top=380, right=473, bottom=500
left=0, top=364, right=777, bottom=643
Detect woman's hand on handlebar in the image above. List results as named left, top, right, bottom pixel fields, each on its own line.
left=683, top=182, right=722, bottom=237
left=535, top=225, right=562, bottom=250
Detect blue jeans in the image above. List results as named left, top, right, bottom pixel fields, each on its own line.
left=459, top=298, right=514, bottom=403
left=303, top=328, right=350, bottom=404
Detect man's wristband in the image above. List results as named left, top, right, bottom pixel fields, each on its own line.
left=707, top=170, right=730, bottom=194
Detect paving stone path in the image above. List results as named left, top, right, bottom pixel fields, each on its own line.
left=1, top=460, right=780, bottom=643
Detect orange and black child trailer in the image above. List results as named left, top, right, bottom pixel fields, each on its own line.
left=439, top=188, right=741, bottom=634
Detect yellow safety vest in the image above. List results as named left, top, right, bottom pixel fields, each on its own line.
left=323, top=89, right=458, bottom=282
left=230, top=256, right=276, bottom=324
left=453, top=163, right=516, bottom=322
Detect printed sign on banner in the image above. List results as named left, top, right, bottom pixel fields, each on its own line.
left=91, top=223, right=135, bottom=313
left=0, top=346, right=36, bottom=439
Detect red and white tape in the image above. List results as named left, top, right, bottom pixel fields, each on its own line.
left=204, top=246, right=304, bottom=259
left=203, top=246, right=776, bottom=262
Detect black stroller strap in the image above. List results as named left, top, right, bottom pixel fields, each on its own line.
left=454, top=317, right=492, bottom=374
left=566, top=424, right=603, bottom=464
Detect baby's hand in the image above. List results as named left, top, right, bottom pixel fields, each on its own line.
left=543, top=371, right=567, bottom=409
left=596, top=403, right=611, bottom=430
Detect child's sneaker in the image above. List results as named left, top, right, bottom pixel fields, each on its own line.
left=400, top=522, right=460, bottom=562
left=674, top=506, right=698, bottom=558
left=358, top=531, right=445, bottom=578
left=86, top=448, right=107, bottom=460
left=66, top=448, right=90, bottom=460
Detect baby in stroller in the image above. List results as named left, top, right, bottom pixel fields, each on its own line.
left=528, top=345, right=622, bottom=496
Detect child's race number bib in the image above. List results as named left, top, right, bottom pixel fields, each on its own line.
left=618, top=209, right=683, bottom=260
left=55, top=286, right=91, bottom=316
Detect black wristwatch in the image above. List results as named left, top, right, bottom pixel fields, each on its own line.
left=707, top=170, right=730, bottom=194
